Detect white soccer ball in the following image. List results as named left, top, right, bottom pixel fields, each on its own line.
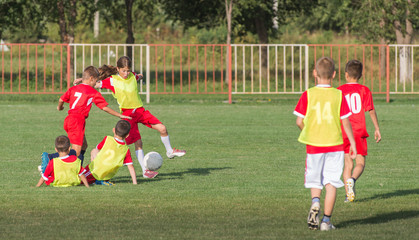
left=144, top=151, right=163, bottom=171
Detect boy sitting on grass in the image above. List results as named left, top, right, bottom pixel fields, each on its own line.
left=36, top=135, right=89, bottom=188
left=82, top=120, right=137, bottom=185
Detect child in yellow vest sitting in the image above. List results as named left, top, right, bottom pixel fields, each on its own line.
left=83, top=120, right=137, bottom=185
left=36, top=136, right=89, bottom=188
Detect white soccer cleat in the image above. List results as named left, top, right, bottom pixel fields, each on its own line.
left=166, top=148, right=186, bottom=159
left=307, top=202, right=320, bottom=230
left=320, top=222, right=336, bottom=231
left=346, top=178, right=355, bottom=202
left=37, top=165, right=42, bottom=174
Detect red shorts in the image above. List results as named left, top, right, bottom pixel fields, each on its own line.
left=122, top=107, right=162, bottom=145
left=343, top=136, right=368, bottom=156
left=63, top=114, right=86, bottom=146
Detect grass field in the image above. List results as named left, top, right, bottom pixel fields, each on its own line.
left=0, top=94, right=418, bottom=240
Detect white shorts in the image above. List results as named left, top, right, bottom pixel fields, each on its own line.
left=304, top=151, right=344, bottom=189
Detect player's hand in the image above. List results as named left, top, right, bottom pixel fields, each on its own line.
left=374, top=130, right=381, bottom=143
left=57, top=105, right=64, bottom=111
left=120, top=115, right=132, bottom=120
left=73, top=78, right=83, bottom=86
left=349, top=145, right=357, bottom=160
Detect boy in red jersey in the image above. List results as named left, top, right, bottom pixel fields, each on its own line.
left=36, top=135, right=89, bottom=187
left=338, top=60, right=382, bottom=202
left=40, top=66, right=132, bottom=170
left=74, top=56, right=186, bottom=179
left=294, top=57, right=357, bottom=231
left=83, top=120, right=137, bottom=185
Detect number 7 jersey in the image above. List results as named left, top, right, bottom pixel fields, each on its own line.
left=337, top=83, right=374, bottom=138
left=60, top=83, right=109, bottom=118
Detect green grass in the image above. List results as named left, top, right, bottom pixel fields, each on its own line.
left=0, top=94, right=418, bottom=239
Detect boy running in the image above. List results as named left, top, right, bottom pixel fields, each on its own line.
left=338, top=60, right=382, bottom=202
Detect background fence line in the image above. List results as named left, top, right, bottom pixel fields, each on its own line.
left=1, top=43, right=418, bottom=103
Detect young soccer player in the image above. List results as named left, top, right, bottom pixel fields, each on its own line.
left=83, top=120, right=137, bottom=185
left=75, top=56, right=186, bottom=179
left=294, top=57, right=357, bottom=231
left=44, top=66, right=131, bottom=165
left=36, top=135, right=89, bottom=188
left=338, top=60, right=382, bottom=202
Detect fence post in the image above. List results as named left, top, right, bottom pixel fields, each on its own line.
left=386, top=45, right=390, bottom=103
left=228, top=44, right=232, bottom=104
left=67, top=44, right=71, bottom=90
left=146, top=45, right=150, bottom=103
left=305, top=45, right=309, bottom=90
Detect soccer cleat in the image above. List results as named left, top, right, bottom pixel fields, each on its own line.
left=346, top=178, right=356, bottom=202
left=94, top=180, right=114, bottom=186
left=143, top=170, right=159, bottom=179
left=37, top=165, right=42, bottom=174
left=166, top=148, right=186, bottom=159
left=344, top=197, right=350, bottom=203
left=320, top=222, right=336, bottom=231
left=307, top=202, right=320, bottom=230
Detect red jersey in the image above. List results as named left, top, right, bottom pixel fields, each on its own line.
left=338, top=83, right=374, bottom=138
left=294, top=85, right=352, bottom=154
left=60, top=84, right=108, bottom=118
left=100, top=72, right=141, bottom=94
left=96, top=136, right=133, bottom=165
left=42, top=155, right=85, bottom=185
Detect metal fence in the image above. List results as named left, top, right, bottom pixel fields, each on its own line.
left=1, top=43, right=418, bottom=103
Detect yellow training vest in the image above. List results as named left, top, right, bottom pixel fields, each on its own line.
left=90, top=136, right=129, bottom=180
left=51, top=157, right=82, bottom=187
left=298, top=87, right=343, bottom=146
left=112, top=73, right=143, bottom=110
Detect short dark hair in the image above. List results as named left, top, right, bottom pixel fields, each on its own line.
left=117, top=56, right=132, bottom=69
left=345, top=60, right=363, bottom=80
left=55, top=135, right=71, bottom=153
left=115, top=120, right=131, bottom=138
left=315, top=57, right=335, bottom=79
left=83, top=66, right=99, bottom=80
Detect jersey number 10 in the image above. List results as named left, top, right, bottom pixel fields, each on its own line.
left=345, top=93, right=361, bottom=114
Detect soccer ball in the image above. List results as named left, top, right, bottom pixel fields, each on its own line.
left=144, top=152, right=163, bottom=171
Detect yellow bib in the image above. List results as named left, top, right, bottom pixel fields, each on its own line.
left=51, top=157, right=81, bottom=187
left=298, top=87, right=343, bottom=146
left=90, top=136, right=129, bottom=180
left=112, top=73, right=143, bottom=110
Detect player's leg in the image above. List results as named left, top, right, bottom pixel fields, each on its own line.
left=321, top=184, right=337, bottom=231
left=78, top=136, right=88, bottom=163
left=343, top=153, right=354, bottom=201
left=134, top=139, right=158, bottom=179
left=152, top=123, right=186, bottom=159
left=352, top=155, right=365, bottom=180
left=305, top=153, right=324, bottom=230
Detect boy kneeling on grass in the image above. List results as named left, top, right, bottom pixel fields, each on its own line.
left=36, top=135, right=89, bottom=188
left=82, top=120, right=138, bottom=186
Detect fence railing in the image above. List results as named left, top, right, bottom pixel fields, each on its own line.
left=1, top=43, right=418, bottom=103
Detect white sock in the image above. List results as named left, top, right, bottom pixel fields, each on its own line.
left=161, top=135, right=173, bottom=153
left=135, top=149, right=146, bottom=174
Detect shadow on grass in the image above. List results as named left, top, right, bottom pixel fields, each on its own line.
left=356, top=188, right=419, bottom=202
left=337, top=210, right=419, bottom=228
left=112, top=167, right=232, bottom=183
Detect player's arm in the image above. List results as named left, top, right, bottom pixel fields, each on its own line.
left=36, top=177, right=45, bottom=187
left=91, top=148, right=99, bottom=161
left=342, top=118, right=357, bottom=159
left=369, top=109, right=381, bottom=143
left=73, top=78, right=83, bottom=85
left=79, top=174, right=90, bottom=188
left=127, top=164, right=137, bottom=185
left=57, top=98, right=65, bottom=111
left=296, top=116, right=304, bottom=130
left=101, top=106, right=132, bottom=120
